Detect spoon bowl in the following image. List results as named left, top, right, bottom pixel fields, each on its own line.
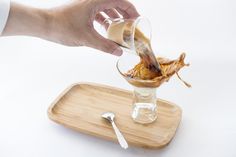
left=102, top=112, right=115, bottom=122
left=101, top=112, right=128, bottom=149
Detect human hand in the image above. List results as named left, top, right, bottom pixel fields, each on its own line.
left=48, top=0, right=139, bottom=56
left=2, top=0, right=139, bottom=56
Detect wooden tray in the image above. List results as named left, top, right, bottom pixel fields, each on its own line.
left=48, top=83, right=182, bottom=149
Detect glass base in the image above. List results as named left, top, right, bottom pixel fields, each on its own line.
left=132, top=102, right=157, bottom=124
left=131, top=87, right=158, bottom=124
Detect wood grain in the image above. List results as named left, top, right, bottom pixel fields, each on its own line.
left=48, top=82, right=182, bottom=149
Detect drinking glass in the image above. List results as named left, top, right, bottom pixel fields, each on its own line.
left=102, top=17, right=152, bottom=55
left=102, top=17, right=158, bottom=124
left=116, top=52, right=158, bottom=124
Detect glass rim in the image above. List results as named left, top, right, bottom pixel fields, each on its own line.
left=102, top=16, right=152, bottom=51
left=116, top=57, right=157, bottom=84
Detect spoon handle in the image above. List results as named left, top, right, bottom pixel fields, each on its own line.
left=111, top=121, right=128, bottom=149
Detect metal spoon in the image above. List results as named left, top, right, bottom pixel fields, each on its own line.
left=102, top=112, right=128, bottom=149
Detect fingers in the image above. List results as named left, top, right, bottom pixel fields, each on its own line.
left=100, top=9, right=120, bottom=29
left=95, top=13, right=109, bottom=29
left=95, top=13, right=106, bottom=24
left=115, top=7, right=129, bottom=18
left=88, top=29, right=123, bottom=56
left=95, top=9, right=120, bottom=29
left=104, top=9, right=120, bottom=19
left=115, top=0, right=140, bottom=19
left=94, top=0, right=139, bottom=19
left=91, top=0, right=139, bottom=56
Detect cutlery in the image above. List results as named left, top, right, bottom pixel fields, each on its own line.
left=102, top=112, right=128, bottom=149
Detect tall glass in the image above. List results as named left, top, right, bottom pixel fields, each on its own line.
left=116, top=52, right=158, bottom=124
left=102, top=17, right=158, bottom=124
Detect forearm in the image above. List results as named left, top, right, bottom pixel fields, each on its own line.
left=2, top=2, right=50, bottom=38
left=0, top=0, right=139, bottom=55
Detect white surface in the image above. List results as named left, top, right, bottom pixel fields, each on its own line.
left=0, top=0, right=236, bottom=157
left=0, top=0, right=10, bottom=35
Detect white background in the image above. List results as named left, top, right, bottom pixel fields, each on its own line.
left=0, top=0, right=236, bottom=157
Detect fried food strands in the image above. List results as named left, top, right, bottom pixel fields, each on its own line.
left=125, top=53, right=191, bottom=88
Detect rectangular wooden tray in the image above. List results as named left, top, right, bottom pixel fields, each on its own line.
left=48, top=83, right=182, bottom=149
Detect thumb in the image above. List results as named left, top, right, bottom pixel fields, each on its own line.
left=87, top=29, right=123, bottom=56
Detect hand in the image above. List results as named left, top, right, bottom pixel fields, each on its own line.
left=48, top=0, right=140, bottom=56
left=2, top=0, right=139, bottom=56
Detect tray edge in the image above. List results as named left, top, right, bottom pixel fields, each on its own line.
left=47, top=82, right=182, bottom=149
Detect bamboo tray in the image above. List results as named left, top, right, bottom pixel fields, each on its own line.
left=48, top=83, right=182, bottom=149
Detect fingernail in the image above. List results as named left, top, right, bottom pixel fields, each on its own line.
left=112, top=48, right=123, bottom=56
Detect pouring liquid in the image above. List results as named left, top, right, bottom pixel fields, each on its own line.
left=107, top=21, right=162, bottom=75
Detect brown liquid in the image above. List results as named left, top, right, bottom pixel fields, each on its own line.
left=107, top=21, right=161, bottom=74
left=123, top=25, right=190, bottom=88
left=125, top=53, right=191, bottom=88
left=107, top=21, right=190, bottom=88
